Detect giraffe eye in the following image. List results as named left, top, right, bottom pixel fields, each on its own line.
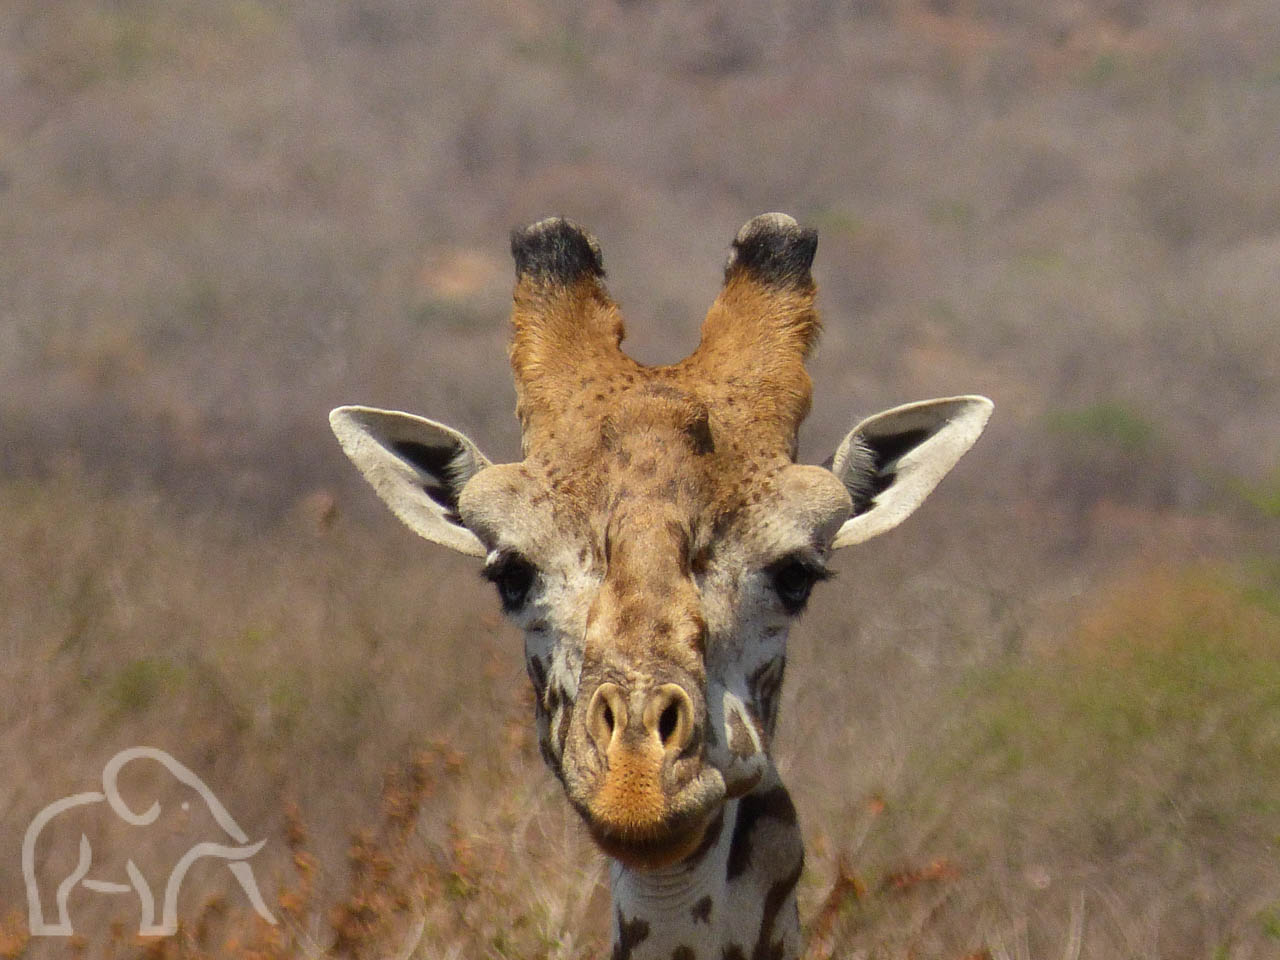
left=483, top=552, right=537, bottom=611
left=767, top=556, right=831, bottom=615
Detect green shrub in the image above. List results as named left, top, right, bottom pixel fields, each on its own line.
left=1043, top=401, right=1158, bottom=454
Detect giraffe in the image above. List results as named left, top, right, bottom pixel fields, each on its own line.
left=330, top=214, right=992, bottom=959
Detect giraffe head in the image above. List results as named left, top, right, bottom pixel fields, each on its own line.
left=332, top=215, right=991, bottom=870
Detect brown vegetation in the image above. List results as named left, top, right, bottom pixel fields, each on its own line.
left=2, top=0, right=1278, bottom=956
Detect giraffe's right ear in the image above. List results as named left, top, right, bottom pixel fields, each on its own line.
left=329, top=405, right=490, bottom=557
left=825, top=396, right=993, bottom=549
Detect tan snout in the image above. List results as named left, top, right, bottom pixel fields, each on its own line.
left=567, top=677, right=723, bottom=869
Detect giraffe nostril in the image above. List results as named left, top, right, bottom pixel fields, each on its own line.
left=645, top=683, right=694, bottom=753
left=587, top=682, right=627, bottom=755
left=587, top=681, right=697, bottom=757
left=658, top=702, right=679, bottom=744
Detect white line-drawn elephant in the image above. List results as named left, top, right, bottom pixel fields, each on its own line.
left=23, top=746, right=277, bottom=936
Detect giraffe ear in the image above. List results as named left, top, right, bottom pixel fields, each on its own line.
left=825, top=396, right=993, bottom=549
left=329, top=405, right=490, bottom=557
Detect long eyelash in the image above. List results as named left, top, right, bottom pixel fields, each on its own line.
left=770, top=556, right=834, bottom=581
left=805, top=562, right=835, bottom=583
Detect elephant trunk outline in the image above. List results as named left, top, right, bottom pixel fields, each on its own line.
left=23, top=747, right=277, bottom=937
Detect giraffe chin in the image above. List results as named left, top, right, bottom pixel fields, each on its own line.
left=587, top=813, right=717, bottom=871
left=577, top=765, right=728, bottom=871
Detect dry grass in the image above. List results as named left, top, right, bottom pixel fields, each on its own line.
left=791, top=562, right=1280, bottom=958
left=1, top=473, right=611, bottom=959
left=3, top=467, right=1275, bottom=958
left=2, top=0, right=1279, bottom=956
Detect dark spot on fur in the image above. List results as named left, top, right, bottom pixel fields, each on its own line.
left=555, top=702, right=572, bottom=756
left=601, top=417, right=619, bottom=451
left=722, top=947, right=746, bottom=960
left=512, top=217, right=604, bottom=281
left=751, top=857, right=803, bottom=960
left=728, top=711, right=757, bottom=759
left=710, top=510, right=737, bottom=544
left=686, top=810, right=725, bottom=865
left=691, top=896, right=713, bottom=924
left=691, top=548, right=709, bottom=576
left=527, top=655, right=547, bottom=698
left=747, top=657, right=785, bottom=739
left=671, top=948, right=695, bottom=960
left=612, top=909, right=650, bottom=960
left=643, top=381, right=683, bottom=399
left=727, top=787, right=797, bottom=881
left=682, top=406, right=715, bottom=455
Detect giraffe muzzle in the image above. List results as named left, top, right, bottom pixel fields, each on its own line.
left=565, top=676, right=726, bottom=870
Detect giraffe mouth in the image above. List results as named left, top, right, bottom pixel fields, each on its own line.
left=585, top=804, right=720, bottom=870
left=575, top=762, right=728, bottom=870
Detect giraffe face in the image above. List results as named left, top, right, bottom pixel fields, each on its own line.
left=458, top=404, right=852, bottom=868
left=330, top=214, right=993, bottom=874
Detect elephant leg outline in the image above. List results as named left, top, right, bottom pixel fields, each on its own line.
left=157, top=839, right=275, bottom=934
left=24, top=793, right=104, bottom=936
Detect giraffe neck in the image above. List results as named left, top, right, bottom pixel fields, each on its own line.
left=608, top=770, right=805, bottom=960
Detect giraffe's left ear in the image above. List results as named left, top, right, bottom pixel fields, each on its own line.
left=330, top=405, right=490, bottom=557
left=825, top=396, right=993, bottom=549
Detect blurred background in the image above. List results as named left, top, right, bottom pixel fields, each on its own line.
left=1, top=0, right=1277, bottom=956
